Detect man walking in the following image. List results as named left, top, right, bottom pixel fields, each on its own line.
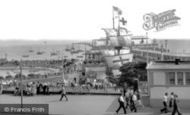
left=59, top=84, right=68, bottom=101
left=172, top=94, right=182, bottom=115
left=116, top=93, right=127, bottom=114
left=169, top=92, right=174, bottom=106
left=130, top=91, right=137, bottom=112
left=160, top=92, right=168, bottom=113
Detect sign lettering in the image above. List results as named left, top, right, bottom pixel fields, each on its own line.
left=143, top=9, right=180, bottom=31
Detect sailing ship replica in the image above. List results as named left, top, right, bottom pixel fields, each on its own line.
left=94, top=6, right=190, bottom=64
left=84, top=6, right=134, bottom=78
left=94, top=7, right=133, bottom=63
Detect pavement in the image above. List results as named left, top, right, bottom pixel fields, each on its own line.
left=106, top=98, right=190, bottom=115
left=0, top=94, right=190, bottom=115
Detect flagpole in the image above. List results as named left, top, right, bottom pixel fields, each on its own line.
left=117, top=14, right=120, bottom=36
left=112, top=7, right=115, bottom=29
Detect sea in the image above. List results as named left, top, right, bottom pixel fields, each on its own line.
left=0, top=39, right=190, bottom=61
left=0, top=40, right=91, bottom=61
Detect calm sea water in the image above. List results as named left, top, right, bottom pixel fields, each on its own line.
left=0, top=39, right=190, bottom=61
left=0, top=40, right=90, bottom=61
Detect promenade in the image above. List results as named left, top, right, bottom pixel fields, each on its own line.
left=1, top=94, right=190, bottom=115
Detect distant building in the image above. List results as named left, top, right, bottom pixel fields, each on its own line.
left=132, top=39, right=190, bottom=62
left=147, top=60, right=190, bottom=108
left=85, top=50, right=104, bottom=63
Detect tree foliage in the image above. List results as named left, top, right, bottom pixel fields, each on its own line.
left=119, top=62, right=147, bottom=89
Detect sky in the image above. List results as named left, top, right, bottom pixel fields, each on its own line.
left=0, top=0, right=189, bottom=41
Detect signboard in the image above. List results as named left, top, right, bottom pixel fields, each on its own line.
left=143, top=9, right=180, bottom=31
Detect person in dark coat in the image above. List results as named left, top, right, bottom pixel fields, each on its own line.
left=172, top=94, right=182, bottom=115
left=43, top=84, right=47, bottom=95
left=38, top=83, right=43, bottom=94
left=169, top=92, right=174, bottom=108
left=46, top=85, right=49, bottom=95
left=36, top=82, right=40, bottom=94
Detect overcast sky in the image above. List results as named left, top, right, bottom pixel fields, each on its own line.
left=0, top=0, right=189, bottom=41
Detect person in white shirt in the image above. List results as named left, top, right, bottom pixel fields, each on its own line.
left=160, top=92, right=168, bottom=113
left=130, top=91, right=137, bottom=112
left=125, top=89, right=130, bottom=109
left=137, top=90, right=144, bottom=108
left=116, top=93, right=127, bottom=114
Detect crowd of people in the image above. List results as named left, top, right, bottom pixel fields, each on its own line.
left=160, top=92, right=182, bottom=115
left=115, top=89, right=183, bottom=115
left=63, top=60, right=82, bottom=74
left=14, top=82, right=52, bottom=96
left=116, top=88, right=144, bottom=114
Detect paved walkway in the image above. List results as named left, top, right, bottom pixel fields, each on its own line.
left=0, top=94, right=115, bottom=115
left=105, top=97, right=190, bottom=115
left=0, top=94, right=190, bottom=115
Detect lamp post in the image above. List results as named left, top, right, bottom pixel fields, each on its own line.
left=16, top=60, right=23, bottom=108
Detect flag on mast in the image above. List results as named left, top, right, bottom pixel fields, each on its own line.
left=113, top=6, right=122, bottom=15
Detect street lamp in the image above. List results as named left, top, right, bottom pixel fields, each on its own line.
left=15, top=60, right=23, bottom=108
left=19, top=60, right=23, bottom=108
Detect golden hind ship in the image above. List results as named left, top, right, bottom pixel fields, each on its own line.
left=85, top=6, right=190, bottom=77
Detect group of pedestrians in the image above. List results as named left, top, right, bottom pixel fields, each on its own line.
left=116, top=88, right=144, bottom=114
left=160, top=92, right=182, bottom=115
left=36, top=82, right=49, bottom=95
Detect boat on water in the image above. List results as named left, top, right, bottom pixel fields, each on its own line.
left=50, top=50, right=60, bottom=56
left=36, top=51, right=45, bottom=55
left=50, top=52, right=57, bottom=56
left=29, top=49, right=34, bottom=53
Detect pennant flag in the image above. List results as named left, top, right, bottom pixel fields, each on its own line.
left=113, top=6, right=119, bottom=11
left=113, top=6, right=122, bottom=15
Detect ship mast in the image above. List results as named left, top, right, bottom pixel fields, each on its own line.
left=112, top=6, right=127, bottom=55
left=112, top=7, right=115, bottom=29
